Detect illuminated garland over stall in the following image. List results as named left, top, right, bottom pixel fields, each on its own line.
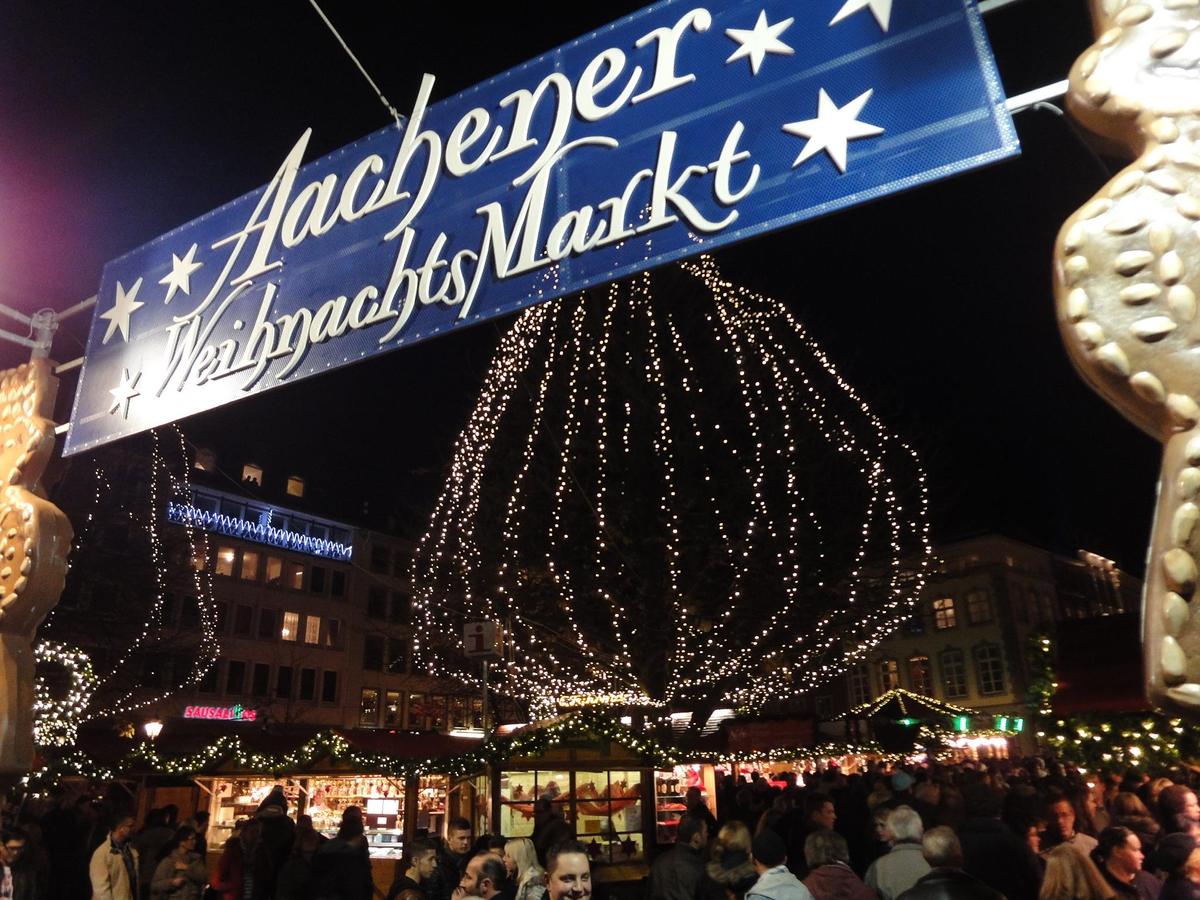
left=412, top=257, right=931, bottom=711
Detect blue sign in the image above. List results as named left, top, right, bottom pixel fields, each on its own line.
left=65, top=0, right=1016, bottom=454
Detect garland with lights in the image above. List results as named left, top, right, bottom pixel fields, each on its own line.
left=413, top=257, right=931, bottom=712
left=840, top=687, right=979, bottom=721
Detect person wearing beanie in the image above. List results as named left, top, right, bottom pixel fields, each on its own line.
left=746, top=830, right=813, bottom=900
left=1154, top=833, right=1200, bottom=900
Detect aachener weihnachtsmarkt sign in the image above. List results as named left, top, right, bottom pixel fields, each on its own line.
left=65, top=0, right=1016, bottom=454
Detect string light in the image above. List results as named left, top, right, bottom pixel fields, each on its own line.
left=412, top=257, right=931, bottom=711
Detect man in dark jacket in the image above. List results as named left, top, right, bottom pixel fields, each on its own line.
left=1, top=828, right=37, bottom=900
left=1093, top=827, right=1162, bottom=900
left=896, top=827, right=1004, bottom=900
left=425, top=818, right=474, bottom=900
left=651, top=817, right=708, bottom=900
left=957, top=787, right=1041, bottom=900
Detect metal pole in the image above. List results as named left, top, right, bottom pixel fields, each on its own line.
left=0, top=328, right=40, bottom=351
left=0, top=303, right=32, bottom=327
left=55, top=295, right=98, bottom=322
left=1006, top=80, right=1069, bottom=113
left=482, top=659, right=490, bottom=735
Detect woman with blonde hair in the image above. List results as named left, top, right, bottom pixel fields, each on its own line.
left=1039, top=844, right=1115, bottom=900
left=703, top=820, right=758, bottom=900
left=503, top=837, right=546, bottom=900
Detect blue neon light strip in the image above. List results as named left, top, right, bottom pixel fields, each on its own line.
left=166, top=501, right=353, bottom=561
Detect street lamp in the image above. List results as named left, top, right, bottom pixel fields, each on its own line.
left=143, top=720, right=163, bottom=740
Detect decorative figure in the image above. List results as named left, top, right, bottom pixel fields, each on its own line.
left=0, top=360, right=73, bottom=772
left=1054, top=0, right=1200, bottom=714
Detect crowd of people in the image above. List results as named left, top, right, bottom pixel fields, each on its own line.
left=6, top=756, right=1200, bottom=900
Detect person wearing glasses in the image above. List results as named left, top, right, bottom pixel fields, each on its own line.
left=0, top=828, right=36, bottom=900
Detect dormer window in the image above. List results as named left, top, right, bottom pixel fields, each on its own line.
left=242, top=464, right=263, bottom=486
left=286, top=476, right=305, bottom=498
left=194, top=448, right=216, bottom=472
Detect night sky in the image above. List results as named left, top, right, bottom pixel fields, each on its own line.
left=0, top=2, right=1160, bottom=571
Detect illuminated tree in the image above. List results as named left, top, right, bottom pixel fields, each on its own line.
left=412, top=257, right=931, bottom=713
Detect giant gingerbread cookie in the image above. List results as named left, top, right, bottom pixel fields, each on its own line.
left=1055, top=0, right=1200, bottom=716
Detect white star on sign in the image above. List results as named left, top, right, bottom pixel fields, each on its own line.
left=830, top=0, right=893, bottom=32
left=108, top=367, right=141, bottom=419
left=99, top=277, right=145, bottom=345
left=782, top=88, right=884, bottom=173
left=726, top=10, right=795, bottom=75
left=158, top=243, right=202, bottom=304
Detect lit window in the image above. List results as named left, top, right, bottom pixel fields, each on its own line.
left=975, top=645, right=1006, bottom=695
left=848, top=663, right=870, bottom=705
left=384, top=691, right=402, bottom=726
left=304, top=615, right=321, bottom=645
left=265, top=557, right=283, bottom=586
left=194, top=448, right=216, bottom=472
left=967, top=590, right=992, bottom=624
left=933, top=597, right=957, bottom=630
left=281, top=611, right=299, bottom=642
left=908, top=655, right=933, bottom=695
left=240, top=550, right=259, bottom=580
left=242, top=464, right=263, bottom=486
left=286, top=476, right=305, bottom=498
left=215, top=547, right=236, bottom=577
left=879, top=659, right=900, bottom=692
left=360, top=688, right=380, bottom=726
left=286, top=562, right=304, bottom=590
left=940, top=649, right=968, bottom=698
left=407, top=692, right=427, bottom=729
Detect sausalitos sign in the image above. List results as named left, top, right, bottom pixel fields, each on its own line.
left=65, top=0, right=1016, bottom=454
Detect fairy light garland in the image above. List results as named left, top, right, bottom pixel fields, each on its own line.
left=841, top=687, right=979, bottom=721
left=32, top=642, right=98, bottom=746
left=412, top=257, right=931, bottom=711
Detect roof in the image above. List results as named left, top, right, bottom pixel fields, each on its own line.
left=838, top=688, right=978, bottom=722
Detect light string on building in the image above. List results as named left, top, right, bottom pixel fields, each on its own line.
left=31, top=641, right=98, bottom=746
left=412, top=257, right=931, bottom=711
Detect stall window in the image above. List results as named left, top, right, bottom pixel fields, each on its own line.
left=265, top=557, right=283, bottom=586
left=281, top=611, right=299, bottom=641
left=940, top=649, right=968, bottom=698
left=233, top=605, right=253, bottom=636
left=933, top=597, right=957, bottom=629
left=879, top=658, right=900, bottom=692
left=258, top=608, right=277, bottom=641
left=304, top=615, right=321, bottom=645
left=226, top=661, right=246, bottom=695
left=240, top=550, right=260, bottom=581
left=908, top=655, right=933, bottom=695
left=360, top=688, right=380, bottom=726
left=975, top=644, right=1006, bottom=695
left=276, top=666, right=293, bottom=699
left=299, top=668, right=316, bottom=701
left=216, top=547, right=236, bottom=577
left=251, top=663, right=270, bottom=696
left=384, top=691, right=402, bottom=726
left=322, top=670, right=338, bottom=703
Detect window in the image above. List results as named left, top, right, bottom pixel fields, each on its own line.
left=214, top=601, right=228, bottom=634
left=310, top=566, right=326, bottom=594
left=940, top=649, right=968, bottom=698
left=179, top=596, right=200, bottom=628
left=258, top=608, right=277, bottom=641
left=299, top=668, right=316, bottom=701
left=242, top=464, right=263, bottom=485
left=276, top=666, right=293, bottom=699
left=367, top=588, right=387, bottom=619
left=281, top=611, right=299, bottom=642
left=322, top=670, right=338, bottom=703
left=286, top=476, right=305, bottom=498
left=191, top=548, right=207, bottom=572
left=265, top=557, right=283, bottom=586
left=233, top=605, right=253, bottom=636
left=908, top=655, right=933, bottom=695
left=226, top=661, right=246, bottom=695
left=390, top=593, right=409, bottom=623
left=387, top=638, right=406, bottom=674
left=879, top=659, right=900, bottom=692
left=286, top=562, right=304, bottom=590
left=849, top=663, right=870, bottom=706
left=194, top=448, right=216, bottom=472
left=363, top=635, right=385, bottom=671
left=371, top=545, right=389, bottom=573
left=325, top=618, right=341, bottom=649
left=216, top=547, right=236, bottom=577
left=198, top=661, right=219, bottom=694
left=251, top=663, right=270, bottom=696
left=975, top=645, right=1006, bottom=695
left=933, top=597, right=957, bottom=630
left=331, top=571, right=345, bottom=597
left=407, top=692, right=428, bottom=729
left=967, top=590, right=992, bottom=624
left=304, top=615, right=321, bottom=645
left=360, top=688, right=380, bottom=726
left=471, top=699, right=484, bottom=728
left=429, top=695, right=447, bottom=730
left=451, top=696, right=468, bottom=729
left=384, top=690, right=402, bottom=726
left=240, top=550, right=260, bottom=581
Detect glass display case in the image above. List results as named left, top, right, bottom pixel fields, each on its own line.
left=654, top=764, right=715, bottom=844
left=206, top=778, right=305, bottom=848
left=306, top=776, right=409, bottom=859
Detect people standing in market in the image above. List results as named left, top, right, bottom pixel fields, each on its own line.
left=544, top=841, right=591, bottom=900
left=388, top=836, right=441, bottom=900
left=801, top=831, right=873, bottom=900
left=89, top=814, right=140, bottom=900
left=426, top=818, right=474, bottom=900
left=1150, top=833, right=1200, bottom=900
left=1, top=827, right=37, bottom=900
left=134, top=810, right=174, bottom=900
left=531, top=803, right=571, bottom=869
left=703, top=821, right=758, bottom=900
left=744, top=830, right=813, bottom=900
left=253, top=787, right=296, bottom=899
left=311, top=813, right=373, bottom=900
left=457, top=852, right=509, bottom=900
left=1047, top=794, right=1100, bottom=857
left=894, top=827, right=1004, bottom=900
left=502, top=838, right=545, bottom=900
left=1094, top=827, right=1162, bottom=900
left=650, top=816, right=707, bottom=900
left=150, top=826, right=207, bottom=900
left=863, top=808, right=929, bottom=900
